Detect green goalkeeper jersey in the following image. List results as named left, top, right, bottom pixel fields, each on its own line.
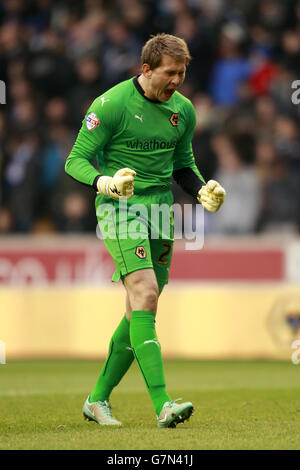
left=65, top=76, right=205, bottom=193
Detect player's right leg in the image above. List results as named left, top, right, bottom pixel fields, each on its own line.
left=83, top=397, right=122, bottom=426
left=83, top=195, right=152, bottom=427
left=83, top=309, right=134, bottom=426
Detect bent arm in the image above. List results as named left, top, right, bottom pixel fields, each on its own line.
left=65, top=97, right=115, bottom=188
left=172, top=103, right=206, bottom=198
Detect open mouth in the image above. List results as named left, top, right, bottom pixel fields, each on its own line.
left=164, top=89, right=175, bottom=99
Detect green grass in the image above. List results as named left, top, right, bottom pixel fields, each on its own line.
left=0, top=360, right=300, bottom=450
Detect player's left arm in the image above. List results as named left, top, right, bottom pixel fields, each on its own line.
left=172, top=103, right=226, bottom=212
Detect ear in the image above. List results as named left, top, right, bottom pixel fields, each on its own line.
left=141, top=63, right=152, bottom=79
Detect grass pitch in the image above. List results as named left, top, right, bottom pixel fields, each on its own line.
left=0, top=359, right=299, bottom=450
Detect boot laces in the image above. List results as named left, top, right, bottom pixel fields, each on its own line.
left=98, top=400, right=113, bottom=418
left=166, top=398, right=182, bottom=408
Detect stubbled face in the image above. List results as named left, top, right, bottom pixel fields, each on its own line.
left=145, top=54, right=186, bottom=102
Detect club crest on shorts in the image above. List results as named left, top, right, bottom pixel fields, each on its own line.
left=170, top=113, right=179, bottom=126
left=135, top=246, right=146, bottom=259
left=86, top=112, right=100, bottom=131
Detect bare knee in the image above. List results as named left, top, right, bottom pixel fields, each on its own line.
left=125, top=270, right=159, bottom=314
left=131, top=280, right=158, bottom=311
left=137, top=282, right=158, bottom=306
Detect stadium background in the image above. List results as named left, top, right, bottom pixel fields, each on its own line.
left=1, top=0, right=300, bottom=362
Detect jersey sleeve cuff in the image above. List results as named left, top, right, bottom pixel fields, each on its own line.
left=173, top=167, right=204, bottom=199
left=92, top=175, right=102, bottom=191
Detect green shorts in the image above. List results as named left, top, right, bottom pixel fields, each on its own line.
left=95, top=187, right=174, bottom=292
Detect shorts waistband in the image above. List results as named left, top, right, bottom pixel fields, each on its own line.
left=135, top=185, right=171, bottom=195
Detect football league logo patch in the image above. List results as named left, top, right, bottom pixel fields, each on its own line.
left=86, top=112, right=100, bottom=131
left=135, top=246, right=146, bottom=259
left=170, top=113, right=179, bottom=126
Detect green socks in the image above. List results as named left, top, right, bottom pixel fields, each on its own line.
left=130, top=310, right=171, bottom=415
left=90, top=310, right=170, bottom=416
left=90, top=315, right=134, bottom=402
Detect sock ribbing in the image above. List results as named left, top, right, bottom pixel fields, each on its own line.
left=130, top=310, right=170, bottom=415
left=90, top=315, right=134, bottom=402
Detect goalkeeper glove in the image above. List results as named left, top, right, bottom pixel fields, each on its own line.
left=97, top=168, right=136, bottom=200
left=197, top=180, right=226, bottom=212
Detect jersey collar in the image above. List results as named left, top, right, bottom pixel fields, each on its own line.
left=133, top=75, right=163, bottom=104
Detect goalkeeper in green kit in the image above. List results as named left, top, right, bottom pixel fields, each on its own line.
left=65, top=33, right=226, bottom=428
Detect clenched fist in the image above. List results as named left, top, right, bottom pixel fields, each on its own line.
left=197, top=180, right=226, bottom=212
left=97, top=168, right=136, bottom=200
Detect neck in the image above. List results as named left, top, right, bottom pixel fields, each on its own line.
left=137, top=74, right=154, bottom=100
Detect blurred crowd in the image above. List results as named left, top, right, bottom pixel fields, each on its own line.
left=1, top=0, right=300, bottom=236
